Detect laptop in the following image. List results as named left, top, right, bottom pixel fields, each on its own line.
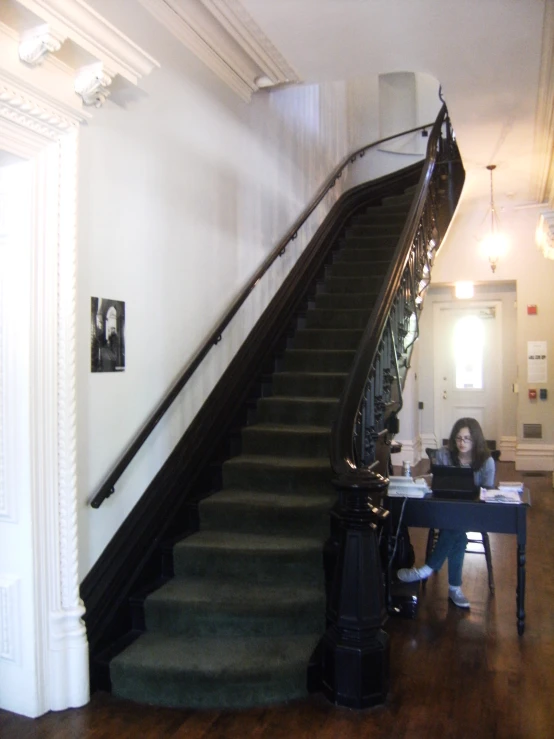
left=431, top=464, right=479, bottom=500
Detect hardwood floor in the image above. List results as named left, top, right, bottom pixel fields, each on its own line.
left=2, top=463, right=553, bottom=739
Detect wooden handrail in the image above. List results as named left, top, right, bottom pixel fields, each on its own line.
left=90, top=122, right=434, bottom=508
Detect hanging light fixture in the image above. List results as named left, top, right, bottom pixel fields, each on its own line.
left=481, top=164, right=508, bottom=273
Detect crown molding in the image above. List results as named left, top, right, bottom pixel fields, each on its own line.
left=137, top=0, right=299, bottom=102
left=532, top=0, right=554, bottom=206
left=13, top=0, right=159, bottom=84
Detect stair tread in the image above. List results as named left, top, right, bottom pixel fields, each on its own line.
left=275, top=371, right=348, bottom=377
left=224, top=454, right=330, bottom=468
left=261, top=395, right=339, bottom=403
left=147, top=576, right=325, bottom=608
left=201, top=488, right=334, bottom=507
left=177, top=530, right=325, bottom=551
left=244, top=422, right=330, bottom=434
left=112, top=632, right=319, bottom=674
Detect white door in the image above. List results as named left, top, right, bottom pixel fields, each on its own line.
left=433, top=301, right=502, bottom=446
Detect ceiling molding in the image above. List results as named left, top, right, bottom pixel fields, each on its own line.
left=137, top=0, right=300, bottom=102
left=531, top=0, right=554, bottom=206
left=13, top=0, right=160, bottom=84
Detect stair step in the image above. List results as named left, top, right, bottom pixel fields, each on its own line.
left=143, top=576, right=326, bottom=637
left=173, top=530, right=326, bottom=584
left=272, top=371, right=347, bottom=398
left=328, top=261, right=391, bottom=279
left=313, top=293, right=375, bottom=311
left=199, top=488, right=334, bottom=535
left=241, top=423, right=330, bottom=458
left=305, top=307, right=370, bottom=329
left=111, top=632, right=320, bottom=709
left=256, top=396, right=339, bottom=425
left=323, top=274, right=387, bottom=294
left=334, top=247, right=397, bottom=263
left=282, top=348, right=355, bottom=372
left=292, top=327, right=363, bottom=350
left=222, top=453, right=333, bottom=493
left=338, top=239, right=398, bottom=255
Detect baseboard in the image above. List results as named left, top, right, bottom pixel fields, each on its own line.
left=515, top=443, right=554, bottom=471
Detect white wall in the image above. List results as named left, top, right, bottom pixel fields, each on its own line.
left=77, top=6, right=399, bottom=578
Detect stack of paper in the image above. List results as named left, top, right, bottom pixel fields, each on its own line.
left=480, top=487, right=522, bottom=504
left=498, top=481, right=524, bottom=493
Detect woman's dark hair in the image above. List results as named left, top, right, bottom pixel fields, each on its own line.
left=447, top=417, right=490, bottom=470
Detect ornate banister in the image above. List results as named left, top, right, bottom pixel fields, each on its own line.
left=90, top=121, right=435, bottom=508
left=330, top=104, right=460, bottom=479
left=319, top=104, right=465, bottom=708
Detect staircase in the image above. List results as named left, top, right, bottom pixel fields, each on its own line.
left=108, top=187, right=415, bottom=709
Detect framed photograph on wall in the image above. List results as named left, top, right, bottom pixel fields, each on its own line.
left=90, top=297, right=126, bottom=372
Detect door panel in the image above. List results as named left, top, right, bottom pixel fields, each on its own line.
left=433, top=302, right=501, bottom=445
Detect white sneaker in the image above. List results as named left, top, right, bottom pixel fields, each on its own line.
left=448, top=586, right=470, bottom=609
left=397, top=566, right=432, bottom=583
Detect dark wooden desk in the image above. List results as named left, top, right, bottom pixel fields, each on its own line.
left=386, top=491, right=530, bottom=634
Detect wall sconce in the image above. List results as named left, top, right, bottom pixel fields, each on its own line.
left=480, top=164, right=508, bottom=273
left=455, top=281, right=474, bottom=299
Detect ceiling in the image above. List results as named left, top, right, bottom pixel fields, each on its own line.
left=238, top=0, right=549, bottom=208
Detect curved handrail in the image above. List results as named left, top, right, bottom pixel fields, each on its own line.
left=330, top=104, right=450, bottom=479
left=90, top=121, right=434, bottom=508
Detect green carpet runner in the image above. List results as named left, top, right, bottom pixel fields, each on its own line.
left=109, top=189, right=413, bottom=709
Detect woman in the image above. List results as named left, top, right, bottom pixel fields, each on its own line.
left=397, top=417, right=495, bottom=609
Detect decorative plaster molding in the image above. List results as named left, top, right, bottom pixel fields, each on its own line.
left=138, top=0, right=299, bottom=101
left=0, top=79, right=88, bottom=712
left=74, top=63, right=112, bottom=107
left=19, top=24, right=66, bottom=66
left=0, top=71, right=87, bottom=140
left=14, top=0, right=159, bottom=85
left=0, top=576, right=20, bottom=662
left=199, top=0, right=299, bottom=86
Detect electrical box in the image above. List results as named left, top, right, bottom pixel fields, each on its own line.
left=540, top=388, right=548, bottom=400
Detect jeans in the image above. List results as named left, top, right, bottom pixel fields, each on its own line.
left=426, top=529, right=468, bottom=587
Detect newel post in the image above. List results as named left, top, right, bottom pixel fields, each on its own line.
left=319, top=470, right=390, bottom=708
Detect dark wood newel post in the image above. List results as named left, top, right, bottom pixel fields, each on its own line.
left=319, top=470, right=390, bottom=708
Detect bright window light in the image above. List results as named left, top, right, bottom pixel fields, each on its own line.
left=454, top=315, right=484, bottom=389
left=454, top=281, right=474, bottom=299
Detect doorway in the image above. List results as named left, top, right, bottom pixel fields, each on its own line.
left=433, top=301, right=502, bottom=446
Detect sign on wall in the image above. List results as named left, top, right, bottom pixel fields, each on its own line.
left=527, top=340, right=547, bottom=384
left=91, top=297, right=126, bottom=372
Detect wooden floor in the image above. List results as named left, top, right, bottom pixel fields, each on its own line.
left=2, top=462, right=553, bottom=739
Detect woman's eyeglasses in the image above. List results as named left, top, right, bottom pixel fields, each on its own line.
left=455, top=435, right=472, bottom=443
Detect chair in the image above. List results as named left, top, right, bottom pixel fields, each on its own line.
left=424, top=447, right=499, bottom=594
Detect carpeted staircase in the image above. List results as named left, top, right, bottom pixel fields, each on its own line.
left=109, top=188, right=414, bottom=709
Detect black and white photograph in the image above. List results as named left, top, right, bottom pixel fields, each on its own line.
left=90, top=297, right=126, bottom=372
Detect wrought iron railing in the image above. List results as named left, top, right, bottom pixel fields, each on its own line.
left=330, top=103, right=462, bottom=479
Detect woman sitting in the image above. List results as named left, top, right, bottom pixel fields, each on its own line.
left=397, top=417, right=495, bottom=609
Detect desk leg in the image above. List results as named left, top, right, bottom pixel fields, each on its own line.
left=516, top=543, right=526, bottom=635
left=516, top=506, right=527, bottom=635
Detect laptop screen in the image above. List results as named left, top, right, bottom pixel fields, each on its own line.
left=431, top=464, right=478, bottom=498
